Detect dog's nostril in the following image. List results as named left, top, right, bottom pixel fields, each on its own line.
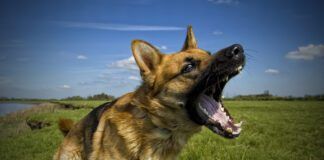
left=232, top=46, right=240, bottom=55
left=232, top=44, right=243, bottom=54
left=229, top=44, right=244, bottom=57
left=224, top=44, right=244, bottom=58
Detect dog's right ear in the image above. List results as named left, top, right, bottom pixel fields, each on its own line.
left=182, top=25, right=198, bottom=51
left=131, top=40, right=162, bottom=85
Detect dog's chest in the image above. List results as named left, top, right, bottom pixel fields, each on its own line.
left=140, top=130, right=193, bottom=160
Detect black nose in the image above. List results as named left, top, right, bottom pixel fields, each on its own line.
left=225, top=44, right=244, bottom=58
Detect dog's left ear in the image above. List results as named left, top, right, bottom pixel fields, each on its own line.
left=182, top=25, right=198, bottom=51
left=131, top=40, right=162, bottom=86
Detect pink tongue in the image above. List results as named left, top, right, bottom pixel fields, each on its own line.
left=198, top=94, right=229, bottom=124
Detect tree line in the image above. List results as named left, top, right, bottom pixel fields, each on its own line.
left=0, top=93, right=115, bottom=101
left=1, top=92, right=323, bottom=101
left=61, top=93, right=115, bottom=101
left=227, top=93, right=324, bottom=101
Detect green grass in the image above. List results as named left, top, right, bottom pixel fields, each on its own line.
left=0, top=101, right=323, bottom=160
left=54, top=100, right=109, bottom=109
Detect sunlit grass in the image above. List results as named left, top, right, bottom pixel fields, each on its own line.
left=0, top=101, right=323, bottom=160
left=55, top=100, right=109, bottom=109
left=180, top=101, right=324, bottom=160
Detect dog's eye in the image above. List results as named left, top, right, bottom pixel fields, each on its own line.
left=182, top=63, right=196, bottom=73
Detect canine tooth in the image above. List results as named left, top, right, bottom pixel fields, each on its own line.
left=237, top=65, right=243, bottom=71
left=233, top=128, right=242, bottom=134
left=199, top=104, right=208, bottom=115
left=226, top=127, right=233, bottom=133
left=203, top=108, right=208, bottom=115
left=199, top=103, right=203, bottom=110
left=225, top=76, right=228, bottom=82
left=234, top=121, right=243, bottom=127
left=199, top=104, right=209, bottom=116
left=205, top=109, right=209, bottom=115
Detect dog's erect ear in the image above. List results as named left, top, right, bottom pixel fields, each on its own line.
left=182, top=25, right=198, bottom=51
left=131, top=40, right=162, bottom=77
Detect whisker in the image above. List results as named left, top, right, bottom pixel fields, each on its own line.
left=245, top=52, right=256, bottom=59
left=245, top=48, right=259, bottom=54
left=241, top=64, right=253, bottom=76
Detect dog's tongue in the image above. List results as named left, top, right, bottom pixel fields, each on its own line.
left=196, top=94, right=242, bottom=134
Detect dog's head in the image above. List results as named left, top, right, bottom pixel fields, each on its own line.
left=131, top=26, right=245, bottom=138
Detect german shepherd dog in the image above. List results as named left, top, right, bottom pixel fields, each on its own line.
left=54, top=26, right=245, bottom=160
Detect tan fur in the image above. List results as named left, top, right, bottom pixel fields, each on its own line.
left=58, top=118, right=74, bottom=136
left=54, top=26, right=213, bottom=160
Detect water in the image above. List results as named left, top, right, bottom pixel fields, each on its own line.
left=0, top=103, right=35, bottom=116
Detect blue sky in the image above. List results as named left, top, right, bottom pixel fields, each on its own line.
left=0, top=0, right=323, bottom=98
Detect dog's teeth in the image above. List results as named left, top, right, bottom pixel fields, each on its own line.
left=226, top=127, right=233, bottom=133
left=233, top=128, right=242, bottom=135
left=204, top=109, right=209, bottom=115
left=225, top=76, right=228, bottom=82
left=203, top=108, right=208, bottom=114
left=237, top=65, right=243, bottom=71
left=199, top=104, right=206, bottom=113
left=199, top=103, right=203, bottom=110
left=234, top=121, right=243, bottom=127
left=220, top=107, right=224, bottom=112
left=199, top=103, right=212, bottom=117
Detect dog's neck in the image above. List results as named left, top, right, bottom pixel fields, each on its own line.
left=128, top=99, right=195, bottom=159
left=111, top=91, right=201, bottom=159
left=131, top=87, right=201, bottom=134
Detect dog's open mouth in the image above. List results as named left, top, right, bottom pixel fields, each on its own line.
left=191, top=66, right=244, bottom=138
left=185, top=44, right=245, bottom=138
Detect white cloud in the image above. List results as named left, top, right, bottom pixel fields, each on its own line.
left=57, top=21, right=185, bottom=31
left=208, top=0, right=239, bottom=5
left=78, top=82, right=90, bottom=86
left=155, top=45, right=168, bottom=50
left=59, top=85, right=71, bottom=89
left=128, top=76, right=141, bottom=81
left=111, top=56, right=139, bottom=70
left=160, top=45, right=168, bottom=50
left=212, top=31, right=223, bottom=35
left=286, top=44, right=324, bottom=60
left=77, top=55, right=88, bottom=60
left=265, top=69, right=280, bottom=75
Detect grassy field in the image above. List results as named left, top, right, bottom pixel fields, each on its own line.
left=0, top=101, right=323, bottom=160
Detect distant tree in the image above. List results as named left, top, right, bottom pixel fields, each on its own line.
left=0, top=97, right=9, bottom=101
left=232, top=93, right=324, bottom=101
left=263, top=90, right=270, bottom=96
left=87, top=93, right=115, bottom=100
left=63, top=96, right=84, bottom=100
